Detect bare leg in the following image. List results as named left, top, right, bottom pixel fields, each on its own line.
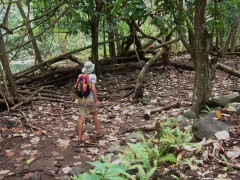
left=78, top=115, right=85, bottom=140
left=91, top=111, right=101, bottom=134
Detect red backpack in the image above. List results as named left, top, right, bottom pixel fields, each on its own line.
left=74, top=74, right=91, bottom=98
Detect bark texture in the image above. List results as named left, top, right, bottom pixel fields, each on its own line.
left=192, top=0, right=213, bottom=115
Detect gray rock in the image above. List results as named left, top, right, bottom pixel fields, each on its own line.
left=106, top=142, right=121, bottom=154
left=44, top=169, right=55, bottom=176
left=103, top=153, right=115, bottom=162
left=207, top=93, right=240, bottom=107
left=60, top=176, right=71, bottom=180
left=68, top=167, right=85, bottom=177
left=126, top=132, right=144, bottom=143
left=183, top=109, right=198, bottom=119
left=192, top=112, right=229, bottom=140
left=111, top=155, right=120, bottom=162
left=225, top=102, right=240, bottom=115
left=106, top=143, right=128, bottom=154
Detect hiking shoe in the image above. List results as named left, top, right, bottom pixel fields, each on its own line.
left=73, top=139, right=84, bottom=146
left=95, top=132, right=104, bottom=138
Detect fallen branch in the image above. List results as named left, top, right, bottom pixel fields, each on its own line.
left=143, top=101, right=180, bottom=120
left=19, top=110, right=34, bottom=133
left=170, top=60, right=240, bottom=78
left=133, top=50, right=164, bottom=99
left=126, top=124, right=156, bottom=133
left=227, top=52, right=240, bottom=56
left=0, top=91, right=10, bottom=112
left=217, top=62, right=240, bottom=78
left=10, top=87, right=44, bottom=111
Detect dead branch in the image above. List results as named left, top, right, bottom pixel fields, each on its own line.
left=0, top=91, right=10, bottom=111
left=143, top=101, right=180, bottom=120
left=170, top=60, right=240, bottom=78
left=19, top=110, right=34, bottom=133
left=10, top=86, right=45, bottom=111
left=133, top=50, right=164, bottom=99
left=227, top=52, right=240, bottom=56
left=126, top=124, right=156, bottom=133
left=217, top=62, right=240, bottom=78
left=14, top=37, right=128, bottom=79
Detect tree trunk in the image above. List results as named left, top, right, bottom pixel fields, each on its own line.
left=106, top=11, right=115, bottom=58
left=103, top=22, right=107, bottom=58
left=192, top=0, right=213, bottom=115
left=90, top=0, right=104, bottom=77
left=230, top=14, right=240, bottom=52
left=0, top=61, right=11, bottom=101
left=91, top=20, right=101, bottom=76
left=0, top=30, right=18, bottom=99
left=115, top=30, right=122, bottom=56
left=16, top=1, right=44, bottom=71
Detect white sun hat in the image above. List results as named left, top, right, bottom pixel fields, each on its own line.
left=82, top=61, right=95, bottom=74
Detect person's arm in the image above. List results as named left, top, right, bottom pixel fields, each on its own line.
left=91, top=82, right=99, bottom=106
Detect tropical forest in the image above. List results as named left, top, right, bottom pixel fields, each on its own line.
left=0, top=0, right=240, bottom=179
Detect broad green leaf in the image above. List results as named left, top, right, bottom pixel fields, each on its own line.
left=73, top=173, right=102, bottom=180
left=106, top=164, right=127, bottom=175
left=89, top=161, right=106, bottom=175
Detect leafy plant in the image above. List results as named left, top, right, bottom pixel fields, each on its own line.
left=183, top=157, right=203, bottom=170
left=73, top=161, right=134, bottom=180
left=201, top=105, right=212, bottom=114
left=128, top=164, right=157, bottom=180
left=220, top=154, right=233, bottom=171
left=160, top=118, right=201, bottom=151
left=120, top=135, right=177, bottom=180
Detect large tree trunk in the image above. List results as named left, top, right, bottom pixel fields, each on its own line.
left=192, top=0, right=214, bottom=115
left=90, top=0, right=104, bottom=77
left=106, top=10, right=116, bottom=58
left=0, top=30, right=18, bottom=99
left=115, top=30, right=122, bottom=56
left=230, top=14, right=240, bottom=52
left=16, top=1, right=44, bottom=70
left=91, top=20, right=101, bottom=76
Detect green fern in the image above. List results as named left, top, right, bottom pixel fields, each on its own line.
left=127, top=143, right=151, bottom=170
left=129, top=164, right=157, bottom=180
left=158, top=153, right=177, bottom=163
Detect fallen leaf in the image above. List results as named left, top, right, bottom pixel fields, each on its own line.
left=30, top=137, right=40, bottom=145
left=57, top=139, right=70, bottom=148
left=167, top=134, right=175, bottom=142
left=22, top=150, right=38, bottom=156
left=35, top=129, right=43, bottom=135
left=216, top=110, right=222, bottom=119
left=16, top=156, right=24, bottom=162
left=27, top=157, right=35, bottom=164
left=11, top=127, right=21, bottom=132
left=214, top=131, right=230, bottom=140
left=226, top=150, right=240, bottom=159
left=61, top=166, right=71, bottom=174
left=5, top=150, right=14, bottom=157
left=0, top=170, right=10, bottom=175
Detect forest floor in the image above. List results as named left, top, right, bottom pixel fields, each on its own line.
left=0, top=54, right=240, bottom=180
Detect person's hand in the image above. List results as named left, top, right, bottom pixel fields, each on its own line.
left=95, top=99, right=100, bottom=107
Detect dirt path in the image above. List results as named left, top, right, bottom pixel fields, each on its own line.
left=0, top=55, right=239, bottom=179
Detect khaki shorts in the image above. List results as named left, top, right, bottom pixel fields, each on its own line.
left=78, top=98, right=96, bottom=115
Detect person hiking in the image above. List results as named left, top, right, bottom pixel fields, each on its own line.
left=75, top=61, right=103, bottom=142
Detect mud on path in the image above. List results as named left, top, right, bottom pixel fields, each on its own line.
left=0, top=55, right=240, bottom=179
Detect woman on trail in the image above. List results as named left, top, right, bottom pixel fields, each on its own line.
left=76, top=61, right=103, bottom=142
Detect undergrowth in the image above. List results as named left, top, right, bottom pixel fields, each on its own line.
left=73, top=117, right=203, bottom=180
